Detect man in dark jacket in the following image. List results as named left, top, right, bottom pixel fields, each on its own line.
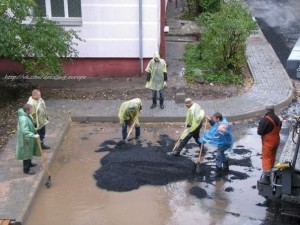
left=257, top=104, right=281, bottom=184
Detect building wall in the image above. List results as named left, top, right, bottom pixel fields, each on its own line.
left=0, top=0, right=166, bottom=77
left=67, top=0, right=161, bottom=58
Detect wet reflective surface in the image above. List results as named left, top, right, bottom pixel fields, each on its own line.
left=26, top=122, right=290, bottom=225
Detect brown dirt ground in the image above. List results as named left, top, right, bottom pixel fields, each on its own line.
left=0, top=71, right=253, bottom=153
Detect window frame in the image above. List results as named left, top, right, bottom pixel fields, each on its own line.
left=42, top=0, right=82, bottom=26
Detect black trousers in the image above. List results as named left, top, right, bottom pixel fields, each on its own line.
left=175, top=123, right=203, bottom=152
left=23, top=159, right=32, bottom=173
left=37, top=126, right=46, bottom=142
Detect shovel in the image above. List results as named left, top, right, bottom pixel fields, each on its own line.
left=172, top=138, right=181, bottom=151
left=196, top=118, right=208, bottom=174
left=117, top=114, right=139, bottom=146
left=172, top=127, right=190, bottom=152
left=36, top=139, right=51, bottom=188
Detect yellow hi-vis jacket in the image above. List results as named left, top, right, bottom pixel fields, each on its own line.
left=118, top=98, right=142, bottom=127
left=180, top=103, right=205, bottom=139
left=27, top=96, right=49, bottom=130
left=145, top=58, right=167, bottom=91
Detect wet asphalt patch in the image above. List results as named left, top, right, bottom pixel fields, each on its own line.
left=94, top=136, right=253, bottom=192
left=189, top=186, right=210, bottom=199
left=224, top=187, right=234, bottom=192
left=229, top=158, right=252, bottom=168
left=232, top=147, right=252, bottom=155
left=94, top=136, right=195, bottom=192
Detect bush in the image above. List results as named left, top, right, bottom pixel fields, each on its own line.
left=0, top=0, right=83, bottom=75
left=184, top=0, right=256, bottom=84
left=182, top=0, right=221, bottom=19
left=199, top=0, right=221, bottom=13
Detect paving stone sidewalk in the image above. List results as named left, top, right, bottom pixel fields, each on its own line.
left=0, top=30, right=294, bottom=224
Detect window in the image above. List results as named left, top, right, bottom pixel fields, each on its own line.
left=36, top=0, right=82, bottom=25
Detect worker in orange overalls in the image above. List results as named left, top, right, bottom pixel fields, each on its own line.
left=257, top=104, right=281, bottom=185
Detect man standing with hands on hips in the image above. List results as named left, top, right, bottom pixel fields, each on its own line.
left=145, top=52, right=167, bottom=109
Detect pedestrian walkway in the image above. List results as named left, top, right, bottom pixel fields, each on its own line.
left=0, top=31, right=294, bottom=224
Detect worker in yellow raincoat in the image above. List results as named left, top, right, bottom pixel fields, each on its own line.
left=171, top=98, right=205, bottom=156
left=27, top=89, right=50, bottom=149
left=118, top=98, right=142, bottom=142
left=145, top=52, right=167, bottom=109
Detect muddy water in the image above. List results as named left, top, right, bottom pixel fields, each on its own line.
left=26, top=122, right=273, bottom=225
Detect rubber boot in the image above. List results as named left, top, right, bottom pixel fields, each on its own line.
left=160, top=100, right=164, bottom=109
left=171, top=142, right=184, bottom=156
left=23, top=159, right=36, bottom=175
left=258, top=173, right=270, bottom=185
left=41, top=142, right=50, bottom=150
left=210, top=167, right=222, bottom=178
left=170, top=150, right=180, bottom=156
left=30, top=162, right=37, bottom=167
left=151, top=98, right=157, bottom=109
left=222, top=161, right=229, bottom=172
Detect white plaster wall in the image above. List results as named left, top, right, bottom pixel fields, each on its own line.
left=67, top=0, right=161, bottom=58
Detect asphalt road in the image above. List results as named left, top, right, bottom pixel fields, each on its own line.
left=246, top=0, right=300, bottom=78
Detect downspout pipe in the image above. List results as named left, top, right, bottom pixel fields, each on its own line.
left=139, top=0, right=143, bottom=76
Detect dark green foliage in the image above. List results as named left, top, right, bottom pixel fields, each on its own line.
left=0, top=0, right=83, bottom=75
left=182, top=0, right=221, bottom=19
left=184, top=0, right=256, bottom=84
left=199, top=0, right=221, bottom=13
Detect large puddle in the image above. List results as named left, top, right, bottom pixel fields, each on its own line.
left=26, top=122, right=279, bottom=225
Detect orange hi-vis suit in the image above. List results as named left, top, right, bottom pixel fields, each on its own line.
left=262, top=116, right=280, bottom=172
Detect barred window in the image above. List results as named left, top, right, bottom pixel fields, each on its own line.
left=36, top=0, right=82, bottom=18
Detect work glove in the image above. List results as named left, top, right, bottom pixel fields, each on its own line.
left=146, top=73, right=151, bottom=82
left=164, top=81, right=167, bottom=88
left=34, top=134, right=40, bottom=139
left=128, top=121, right=133, bottom=127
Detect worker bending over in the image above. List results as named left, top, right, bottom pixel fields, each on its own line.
left=257, top=104, right=281, bottom=185
left=118, top=98, right=142, bottom=143
left=199, top=112, right=233, bottom=178
left=171, top=98, right=204, bottom=156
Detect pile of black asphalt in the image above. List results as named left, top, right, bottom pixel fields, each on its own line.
left=94, top=135, right=196, bottom=192
left=94, top=135, right=252, bottom=192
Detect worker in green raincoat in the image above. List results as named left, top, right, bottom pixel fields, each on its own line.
left=118, top=98, right=142, bottom=142
left=27, top=89, right=50, bottom=149
left=16, top=104, right=41, bottom=175
left=145, top=52, right=167, bottom=109
left=171, top=98, right=205, bottom=156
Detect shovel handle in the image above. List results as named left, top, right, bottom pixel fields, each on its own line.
left=36, top=139, right=51, bottom=177
left=125, top=113, right=139, bottom=141
left=172, top=138, right=181, bottom=151
left=197, top=118, right=208, bottom=163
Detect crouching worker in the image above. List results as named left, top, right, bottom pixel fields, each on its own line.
left=257, top=104, right=281, bottom=185
left=118, top=98, right=142, bottom=143
left=16, top=104, right=41, bottom=175
left=199, top=112, right=233, bottom=178
left=171, top=98, right=205, bottom=156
